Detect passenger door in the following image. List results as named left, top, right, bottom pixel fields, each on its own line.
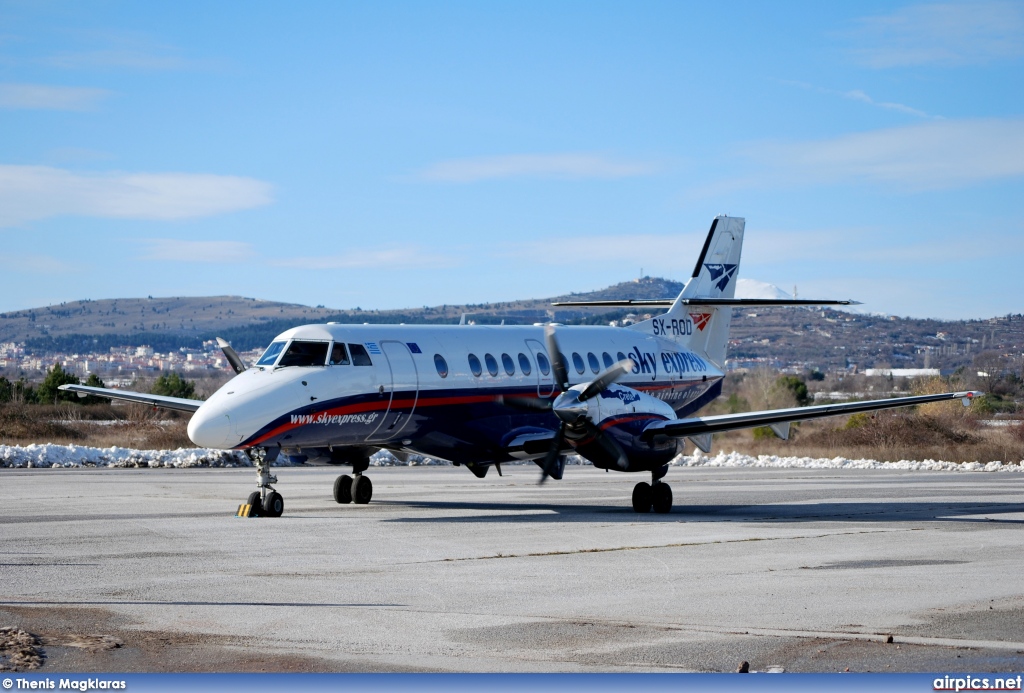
left=366, top=340, right=419, bottom=442
left=525, top=338, right=555, bottom=397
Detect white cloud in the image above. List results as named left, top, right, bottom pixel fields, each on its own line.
left=501, top=233, right=704, bottom=266
left=840, top=89, right=934, bottom=118
left=419, top=153, right=662, bottom=182
left=139, top=239, right=257, bottom=264
left=735, top=118, right=1024, bottom=190
left=0, top=165, right=274, bottom=227
left=777, top=79, right=936, bottom=118
left=0, top=253, right=75, bottom=273
left=274, top=246, right=459, bottom=270
left=0, top=83, right=110, bottom=110
left=45, top=49, right=193, bottom=71
left=849, top=1, right=1024, bottom=67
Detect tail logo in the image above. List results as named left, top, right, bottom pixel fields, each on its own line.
left=704, top=263, right=737, bottom=291
left=689, top=312, right=712, bottom=331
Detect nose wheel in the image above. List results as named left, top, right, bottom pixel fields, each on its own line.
left=239, top=447, right=284, bottom=517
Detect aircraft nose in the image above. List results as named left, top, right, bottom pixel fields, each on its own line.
left=187, top=406, right=236, bottom=449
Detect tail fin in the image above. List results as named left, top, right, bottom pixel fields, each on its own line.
left=629, top=215, right=745, bottom=367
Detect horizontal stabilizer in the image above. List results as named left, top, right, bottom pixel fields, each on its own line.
left=58, top=384, right=203, bottom=413
left=551, top=298, right=859, bottom=308
left=641, top=391, right=982, bottom=442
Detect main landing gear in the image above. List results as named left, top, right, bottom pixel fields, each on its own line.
left=333, top=455, right=373, bottom=505
left=240, top=447, right=284, bottom=518
left=631, top=466, right=672, bottom=514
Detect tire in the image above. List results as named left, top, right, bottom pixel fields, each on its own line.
left=263, top=491, right=284, bottom=517
left=246, top=491, right=262, bottom=517
left=631, top=481, right=652, bottom=513
left=352, top=475, right=373, bottom=505
left=333, top=474, right=353, bottom=504
left=652, top=482, right=673, bottom=514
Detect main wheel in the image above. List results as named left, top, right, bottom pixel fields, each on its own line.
left=652, top=482, right=673, bottom=514
left=632, top=482, right=652, bottom=513
left=352, top=475, right=373, bottom=505
left=263, top=491, right=284, bottom=517
left=246, top=491, right=262, bottom=517
left=333, top=474, right=353, bottom=504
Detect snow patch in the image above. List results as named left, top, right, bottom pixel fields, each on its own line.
left=674, top=451, right=1024, bottom=472
left=735, top=279, right=791, bottom=300
left=0, top=444, right=1020, bottom=472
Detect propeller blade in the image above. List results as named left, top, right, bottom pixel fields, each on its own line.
left=498, top=395, right=553, bottom=412
left=544, top=324, right=570, bottom=392
left=584, top=420, right=629, bottom=470
left=578, top=359, right=634, bottom=402
left=539, top=422, right=566, bottom=484
left=216, top=337, right=247, bottom=374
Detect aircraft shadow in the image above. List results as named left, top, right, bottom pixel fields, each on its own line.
left=378, top=500, right=1024, bottom=524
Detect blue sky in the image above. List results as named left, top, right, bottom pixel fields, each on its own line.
left=0, top=1, right=1021, bottom=319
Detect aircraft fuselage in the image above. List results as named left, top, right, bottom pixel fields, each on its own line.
left=187, top=323, right=724, bottom=469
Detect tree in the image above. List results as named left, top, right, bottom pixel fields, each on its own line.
left=0, top=376, right=12, bottom=403
left=78, top=373, right=108, bottom=405
left=151, top=372, right=197, bottom=399
left=777, top=375, right=810, bottom=407
left=35, top=363, right=81, bottom=404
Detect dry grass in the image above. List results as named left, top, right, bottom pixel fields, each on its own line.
left=0, top=403, right=193, bottom=449
left=716, top=410, right=1024, bottom=464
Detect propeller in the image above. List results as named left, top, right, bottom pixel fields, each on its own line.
left=504, top=325, right=634, bottom=482
left=216, top=337, right=247, bottom=374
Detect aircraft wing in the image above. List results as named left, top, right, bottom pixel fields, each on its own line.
left=58, top=384, right=203, bottom=413
left=641, top=391, right=981, bottom=442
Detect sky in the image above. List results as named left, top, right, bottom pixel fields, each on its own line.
left=0, top=1, right=1021, bottom=320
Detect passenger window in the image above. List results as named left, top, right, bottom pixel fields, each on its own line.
left=256, top=341, right=286, bottom=366
left=518, top=353, right=532, bottom=376
left=587, top=352, right=600, bottom=373
left=329, top=343, right=350, bottom=365
left=348, top=344, right=373, bottom=366
left=536, top=352, right=551, bottom=376
left=485, top=353, right=499, bottom=377
left=278, top=341, right=329, bottom=367
left=572, top=352, right=585, bottom=375
left=468, top=353, right=482, bottom=377
left=434, top=354, right=449, bottom=378
left=617, top=351, right=627, bottom=363
left=501, top=353, right=515, bottom=376
left=602, top=352, right=614, bottom=369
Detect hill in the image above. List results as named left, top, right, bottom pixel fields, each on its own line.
left=2, top=279, right=1022, bottom=375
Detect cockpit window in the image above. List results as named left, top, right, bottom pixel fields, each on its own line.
left=256, top=341, right=286, bottom=367
left=329, top=343, right=350, bottom=365
left=278, top=340, right=329, bottom=367
left=349, top=344, right=373, bottom=366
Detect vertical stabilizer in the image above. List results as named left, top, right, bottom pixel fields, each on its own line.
left=628, top=216, right=744, bottom=368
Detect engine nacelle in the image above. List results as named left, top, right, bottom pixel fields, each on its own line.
left=569, top=384, right=681, bottom=472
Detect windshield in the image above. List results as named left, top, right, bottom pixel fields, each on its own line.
left=278, top=340, right=329, bottom=367
left=256, top=341, right=286, bottom=367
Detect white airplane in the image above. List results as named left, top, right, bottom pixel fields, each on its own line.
left=61, top=216, right=980, bottom=517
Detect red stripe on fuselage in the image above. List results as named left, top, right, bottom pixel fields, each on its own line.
left=238, top=382, right=697, bottom=449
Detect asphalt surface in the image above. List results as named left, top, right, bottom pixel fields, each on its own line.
left=2, top=464, right=1024, bottom=673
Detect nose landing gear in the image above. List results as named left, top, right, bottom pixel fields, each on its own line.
left=238, top=447, right=284, bottom=517
left=631, top=466, right=673, bottom=514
